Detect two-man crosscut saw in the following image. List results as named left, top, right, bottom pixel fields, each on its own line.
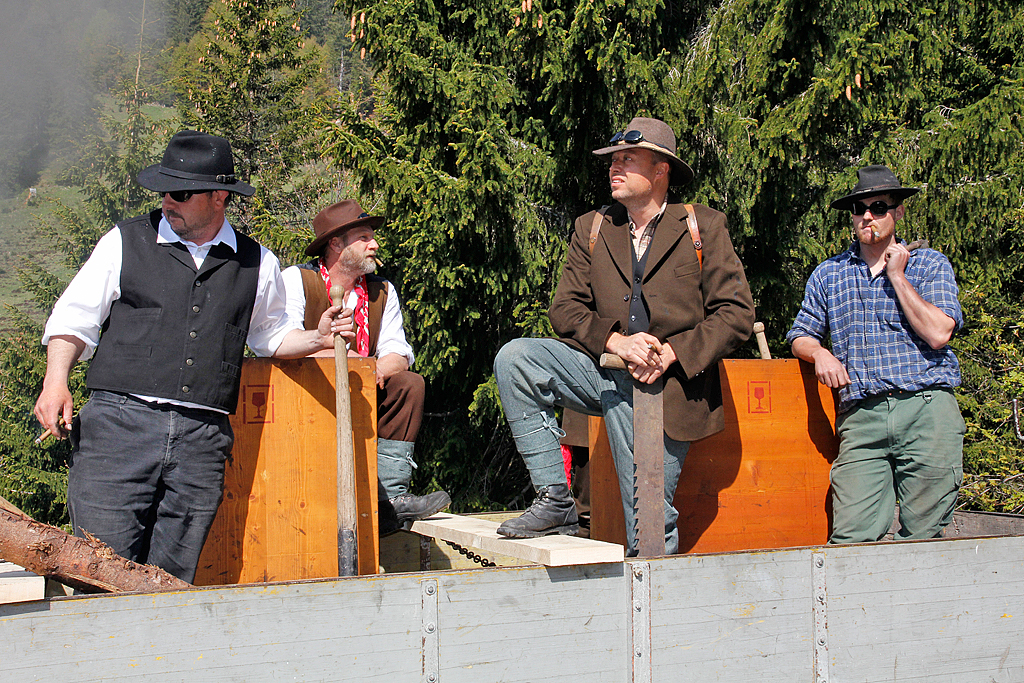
left=599, top=353, right=665, bottom=557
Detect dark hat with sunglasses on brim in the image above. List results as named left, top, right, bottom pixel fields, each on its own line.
left=305, top=199, right=384, bottom=257
left=591, top=116, right=695, bottom=186
left=137, top=130, right=256, bottom=197
left=830, top=164, right=919, bottom=211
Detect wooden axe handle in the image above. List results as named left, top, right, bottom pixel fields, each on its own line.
left=331, top=285, right=359, bottom=577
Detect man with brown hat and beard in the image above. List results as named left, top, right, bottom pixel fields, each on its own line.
left=34, top=130, right=351, bottom=582
left=282, top=200, right=451, bottom=534
left=788, top=165, right=964, bottom=543
left=493, top=116, right=755, bottom=554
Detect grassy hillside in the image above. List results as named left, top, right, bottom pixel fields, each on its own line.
left=0, top=186, right=83, bottom=334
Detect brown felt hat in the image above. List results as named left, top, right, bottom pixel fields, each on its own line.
left=830, top=165, right=919, bottom=211
left=305, top=200, right=383, bottom=257
left=592, top=116, right=694, bottom=186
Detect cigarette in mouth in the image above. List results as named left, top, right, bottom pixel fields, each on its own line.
left=374, top=257, right=383, bottom=266
left=872, top=230, right=880, bottom=238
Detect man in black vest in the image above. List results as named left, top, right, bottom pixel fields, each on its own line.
left=33, top=130, right=350, bottom=582
left=282, top=200, right=451, bottom=534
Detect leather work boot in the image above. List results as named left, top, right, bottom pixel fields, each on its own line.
left=390, top=490, right=452, bottom=530
left=496, top=484, right=579, bottom=538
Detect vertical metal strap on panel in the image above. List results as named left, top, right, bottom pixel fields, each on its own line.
left=422, top=578, right=439, bottom=683
left=420, top=536, right=432, bottom=572
left=812, top=551, right=829, bottom=683
left=630, top=561, right=652, bottom=683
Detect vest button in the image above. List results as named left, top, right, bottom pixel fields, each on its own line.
left=182, top=386, right=190, bottom=393
left=190, top=331, right=197, bottom=338
left=194, top=281, right=202, bottom=287
left=623, top=295, right=629, bottom=302
left=186, top=358, right=194, bottom=366
left=192, top=305, right=200, bottom=313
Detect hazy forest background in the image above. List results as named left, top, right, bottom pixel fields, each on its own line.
left=0, top=0, right=1022, bottom=527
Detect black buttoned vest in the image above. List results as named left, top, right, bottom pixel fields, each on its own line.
left=86, top=209, right=261, bottom=413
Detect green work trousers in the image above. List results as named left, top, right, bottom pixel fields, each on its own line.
left=830, top=387, right=964, bottom=544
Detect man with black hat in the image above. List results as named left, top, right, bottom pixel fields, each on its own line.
left=493, top=116, right=755, bottom=554
left=281, top=200, right=451, bottom=533
left=787, top=164, right=965, bottom=543
left=33, top=130, right=350, bottom=582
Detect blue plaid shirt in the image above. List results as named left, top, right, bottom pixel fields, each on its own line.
left=787, top=240, right=963, bottom=413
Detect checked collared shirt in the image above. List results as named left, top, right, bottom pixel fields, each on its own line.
left=786, top=240, right=963, bottom=413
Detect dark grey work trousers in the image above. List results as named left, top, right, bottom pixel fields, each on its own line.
left=67, top=390, right=232, bottom=583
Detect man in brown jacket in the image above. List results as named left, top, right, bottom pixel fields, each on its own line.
left=494, top=117, right=754, bottom=554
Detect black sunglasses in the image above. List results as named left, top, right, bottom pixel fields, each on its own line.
left=851, top=200, right=898, bottom=217
left=609, top=130, right=645, bottom=145
left=163, top=190, right=211, bottom=203
left=608, top=129, right=672, bottom=153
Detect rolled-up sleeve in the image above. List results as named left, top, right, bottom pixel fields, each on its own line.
left=375, top=285, right=415, bottom=367
left=42, top=227, right=123, bottom=361
left=786, top=265, right=830, bottom=345
left=247, top=248, right=302, bottom=357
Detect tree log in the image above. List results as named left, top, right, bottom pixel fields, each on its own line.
left=0, top=506, right=191, bottom=594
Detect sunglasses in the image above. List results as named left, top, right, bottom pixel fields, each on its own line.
left=851, top=200, right=898, bottom=217
left=608, top=129, right=673, bottom=153
left=609, top=130, right=645, bottom=145
left=163, top=190, right=211, bottom=203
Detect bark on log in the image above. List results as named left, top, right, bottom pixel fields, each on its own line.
left=0, top=507, right=191, bottom=594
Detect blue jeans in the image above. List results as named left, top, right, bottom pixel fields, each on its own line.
left=494, top=338, right=688, bottom=555
left=67, top=391, right=232, bottom=582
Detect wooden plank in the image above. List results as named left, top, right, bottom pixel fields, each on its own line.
left=435, top=563, right=627, bottom=681
left=648, top=550, right=814, bottom=680
left=409, top=513, right=624, bottom=566
left=824, top=537, right=1024, bottom=682
left=0, top=562, right=45, bottom=605
left=3, top=537, right=1024, bottom=681
left=591, top=358, right=837, bottom=554
left=195, top=356, right=379, bottom=585
left=379, top=512, right=542, bottom=572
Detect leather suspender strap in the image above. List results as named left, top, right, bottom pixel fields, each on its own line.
left=587, top=205, right=610, bottom=254
left=683, top=203, right=703, bottom=270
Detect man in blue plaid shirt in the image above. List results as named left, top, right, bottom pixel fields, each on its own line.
left=787, top=165, right=965, bottom=543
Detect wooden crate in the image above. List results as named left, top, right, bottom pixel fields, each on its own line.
left=195, top=356, right=379, bottom=584
left=590, top=358, right=839, bottom=553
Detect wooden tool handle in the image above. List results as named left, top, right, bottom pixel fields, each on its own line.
left=753, top=321, right=772, bottom=360
left=330, top=285, right=359, bottom=577
left=599, top=353, right=626, bottom=370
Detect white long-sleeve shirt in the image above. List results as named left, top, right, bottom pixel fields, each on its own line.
left=280, top=265, right=415, bottom=368
left=43, top=214, right=301, bottom=360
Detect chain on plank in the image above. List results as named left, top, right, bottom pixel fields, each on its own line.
left=443, top=540, right=496, bottom=567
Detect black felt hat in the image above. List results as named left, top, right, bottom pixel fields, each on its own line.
left=137, top=130, right=255, bottom=197
left=830, top=165, right=919, bottom=211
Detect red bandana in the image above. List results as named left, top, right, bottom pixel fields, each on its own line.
left=319, top=259, right=370, bottom=357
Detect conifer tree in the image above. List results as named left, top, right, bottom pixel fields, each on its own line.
left=669, top=0, right=1024, bottom=511
left=320, top=0, right=685, bottom=508
left=0, top=82, right=169, bottom=524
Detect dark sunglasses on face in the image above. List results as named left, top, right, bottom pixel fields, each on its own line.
left=163, top=190, right=211, bottom=203
left=851, top=200, right=898, bottom=217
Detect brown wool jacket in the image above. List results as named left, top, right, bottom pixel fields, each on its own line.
left=549, top=200, right=755, bottom=442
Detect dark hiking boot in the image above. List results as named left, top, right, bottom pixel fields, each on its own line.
left=496, top=484, right=579, bottom=538
left=378, top=497, right=401, bottom=537
left=390, top=490, right=452, bottom=529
